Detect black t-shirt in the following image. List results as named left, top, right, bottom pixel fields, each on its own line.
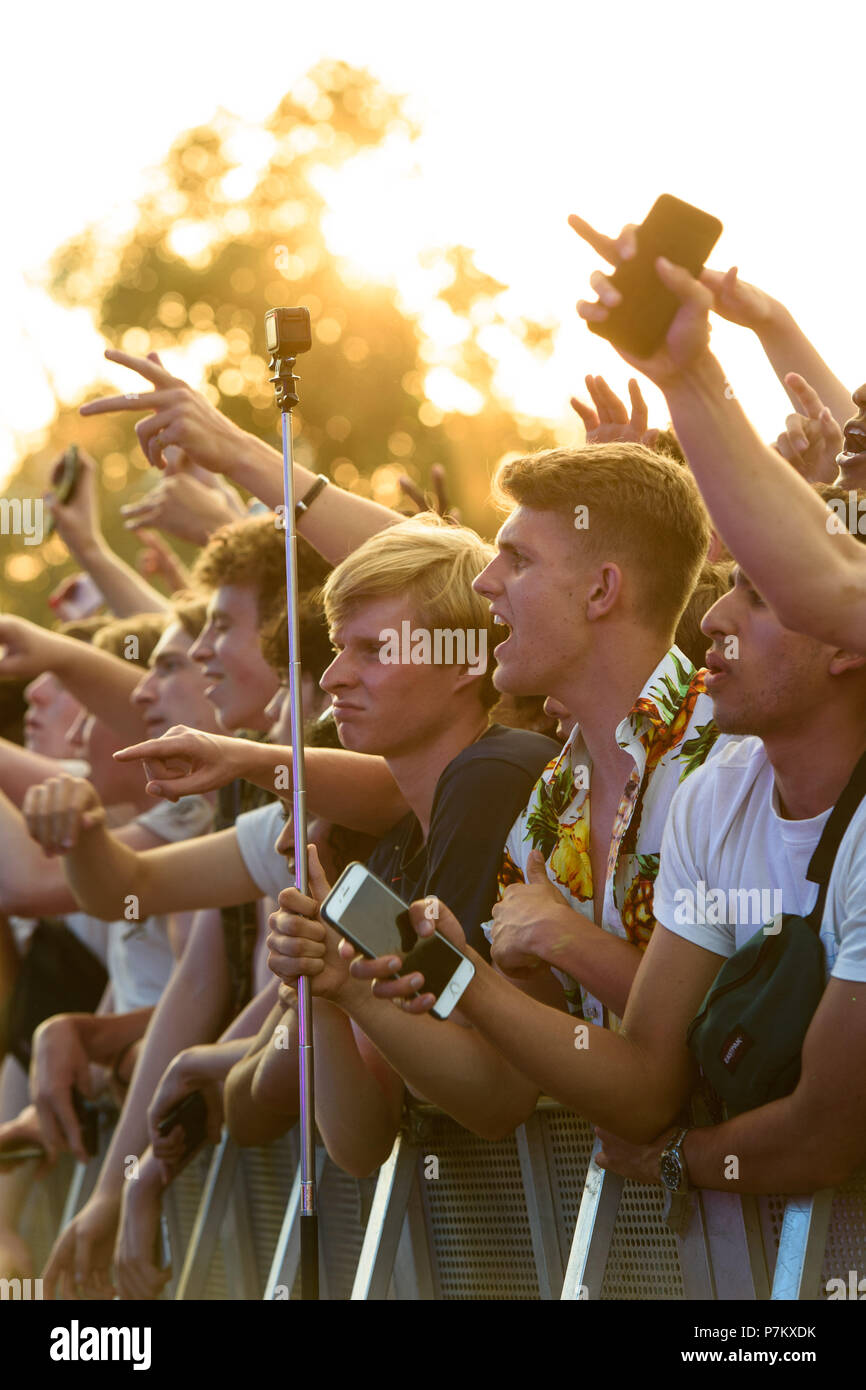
left=365, top=724, right=559, bottom=958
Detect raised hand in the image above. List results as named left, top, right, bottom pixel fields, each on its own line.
left=44, top=447, right=102, bottom=557
left=398, top=464, right=460, bottom=523
left=698, top=265, right=777, bottom=333
left=113, top=725, right=245, bottom=800
left=571, top=375, right=660, bottom=448
left=21, top=775, right=105, bottom=856
left=80, top=349, right=255, bottom=476
left=772, top=373, right=843, bottom=484
left=121, top=466, right=246, bottom=546
left=133, top=529, right=191, bottom=591
left=572, top=212, right=715, bottom=388
left=0, top=615, right=62, bottom=682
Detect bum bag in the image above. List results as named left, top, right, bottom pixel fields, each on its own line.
left=686, top=748, right=866, bottom=1118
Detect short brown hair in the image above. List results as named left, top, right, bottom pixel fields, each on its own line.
left=493, top=443, right=710, bottom=635
left=259, top=597, right=333, bottom=684
left=169, top=590, right=209, bottom=642
left=92, top=612, right=167, bottom=668
left=190, top=516, right=331, bottom=630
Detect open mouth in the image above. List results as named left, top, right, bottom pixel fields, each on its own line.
left=492, top=614, right=512, bottom=653
left=839, top=422, right=866, bottom=468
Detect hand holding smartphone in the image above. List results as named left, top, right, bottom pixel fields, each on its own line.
left=43, top=445, right=82, bottom=537
left=156, top=1090, right=209, bottom=1156
left=320, top=864, right=474, bottom=1020
left=586, top=194, right=722, bottom=358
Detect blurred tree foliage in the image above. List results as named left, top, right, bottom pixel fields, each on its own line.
left=2, top=59, right=558, bottom=620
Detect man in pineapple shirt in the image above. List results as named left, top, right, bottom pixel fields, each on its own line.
left=354, top=443, right=721, bottom=1041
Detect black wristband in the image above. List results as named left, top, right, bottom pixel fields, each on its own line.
left=295, top=473, right=328, bottom=519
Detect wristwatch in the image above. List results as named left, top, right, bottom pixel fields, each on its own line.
left=659, top=1127, right=691, bottom=1193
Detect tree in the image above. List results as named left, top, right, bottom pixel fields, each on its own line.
left=2, top=60, right=558, bottom=620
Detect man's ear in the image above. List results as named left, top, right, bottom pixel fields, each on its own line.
left=828, top=649, right=866, bottom=676
left=585, top=562, right=622, bottom=621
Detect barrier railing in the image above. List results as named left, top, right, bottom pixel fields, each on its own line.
left=23, top=1102, right=866, bottom=1300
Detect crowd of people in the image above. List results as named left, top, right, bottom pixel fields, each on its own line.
left=1, top=207, right=865, bottom=1301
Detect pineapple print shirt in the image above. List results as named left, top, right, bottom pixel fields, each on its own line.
left=488, top=647, right=720, bottom=1030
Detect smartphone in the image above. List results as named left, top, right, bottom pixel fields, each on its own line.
left=43, top=445, right=81, bottom=537
left=71, top=1086, right=99, bottom=1158
left=588, top=194, right=723, bottom=358
left=157, top=1090, right=209, bottom=1154
left=48, top=572, right=104, bottom=621
left=320, top=863, right=475, bottom=1021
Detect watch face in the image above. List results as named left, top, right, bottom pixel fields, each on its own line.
left=660, top=1149, right=683, bottom=1192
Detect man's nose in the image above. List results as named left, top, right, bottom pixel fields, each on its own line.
left=24, top=673, right=51, bottom=706
left=190, top=627, right=214, bottom=664
left=131, top=670, right=157, bottom=705
left=320, top=650, right=353, bottom=693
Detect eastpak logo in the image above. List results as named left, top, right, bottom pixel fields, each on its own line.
left=719, top=1026, right=754, bottom=1073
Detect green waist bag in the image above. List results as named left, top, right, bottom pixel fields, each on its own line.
left=686, top=749, right=866, bottom=1118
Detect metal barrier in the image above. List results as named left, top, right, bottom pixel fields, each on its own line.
left=21, top=1103, right=866, bottom=1299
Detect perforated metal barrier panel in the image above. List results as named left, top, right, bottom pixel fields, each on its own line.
left=821, top=1171, right=866, bottom=1295
left=416, top=1114, right=540, bottom=1300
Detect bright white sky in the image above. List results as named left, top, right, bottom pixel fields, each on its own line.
left=1, top=0, right=862, bottom=489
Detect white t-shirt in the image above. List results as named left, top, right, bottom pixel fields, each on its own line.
left=235, top=800, right=292, bottom=901
left=654, top=736, right=866, bottom=983
left=108, top=794, right=216, bottom=1012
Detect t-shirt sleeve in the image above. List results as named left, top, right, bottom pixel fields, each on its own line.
left=235, top=801, right=291, bottom=900
left=652, top=777, right=737, bottom=959
left=826, top=810, right=866, bottom=983
left=423, top=755, right=547, bottom=954
left=135, top=794, right=215, bottom=843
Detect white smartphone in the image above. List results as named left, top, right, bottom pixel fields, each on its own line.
left=320, top=863, right=475, bottom=1021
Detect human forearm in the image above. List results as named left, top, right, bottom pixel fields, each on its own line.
left=226, top=1001, right=300, bottom=1146
left=92, top=913, right=231, bottom=1197
left=307, top=1000, right=403, bottom=1177
left=337, top=976, right=538, bottom=1141
left=0, top=788, right=75, bottom=915
left=530, top=908, right=643, bottom=1019
left=0, top=739, right=79, bottom=806
left=67, top=536, right=171, bottom=619
left=49, top=639, right=147, bottom=744
left=665, top=352, right=866, bottom=647
left=64, top=822, right=143, bottom=920
left=74, top=1009, right=153, bottom=1067
left=454, top=949, right=683, bottom=1140
left=757, top=302, right=853, bottom=427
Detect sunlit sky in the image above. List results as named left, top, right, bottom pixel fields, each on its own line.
left=2, top=0, right=863, bottom=490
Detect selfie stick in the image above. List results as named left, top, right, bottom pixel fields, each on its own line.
left=267, top=307, right=318, bottom=1300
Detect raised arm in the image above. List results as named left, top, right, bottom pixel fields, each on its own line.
left=46, top=448, right=172, bottom=617
left=698, top=265, right=853, bottom=427
left=0, top=616, right=146, bottom=745
left=573, top=219, right=866, bottom=652
left=21, top=775, right=261, bottom=919
left=80, top=349, right=401, bottom=564
left=113, top=725, right=408, bottom=834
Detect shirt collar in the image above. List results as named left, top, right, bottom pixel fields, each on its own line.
left=554, top=645, right=698, bottom=774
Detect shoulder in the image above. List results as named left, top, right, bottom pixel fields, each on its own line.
left=134, top=793, right=215, bottom=842
left=440, top=726, right=561, bottom=786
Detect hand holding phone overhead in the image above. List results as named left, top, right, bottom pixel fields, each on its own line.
left=572, top=195, right=723, bottom=366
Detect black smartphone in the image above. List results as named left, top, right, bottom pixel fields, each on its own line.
left=320, top=863, right=475, bottom=1020
left=71, top=1086, right=99, bottom=1158
left=588, top=194, right=723, bottom=358
left=43, top=445, right=81, bottom=537
left=157, top=1090, right=209, bottom=1154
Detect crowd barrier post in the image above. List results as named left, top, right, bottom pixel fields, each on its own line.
left=770, top=1190, right=833, bottom=1300
left=263, top=1146, right=329, bottom=1299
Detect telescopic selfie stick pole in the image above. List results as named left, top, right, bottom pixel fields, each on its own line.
left=266, top=306, right=318, bottom=1300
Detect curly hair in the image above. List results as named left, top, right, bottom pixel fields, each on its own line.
left=190, top=515, right=331, bottom=630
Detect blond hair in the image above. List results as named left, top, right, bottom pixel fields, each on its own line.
left=493, top=443, right=710, bottom=635
left=323, top=515, right=499, bottom=708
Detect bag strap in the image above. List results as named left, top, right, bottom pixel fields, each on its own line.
left=805, top=746, right=866, bottom=928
